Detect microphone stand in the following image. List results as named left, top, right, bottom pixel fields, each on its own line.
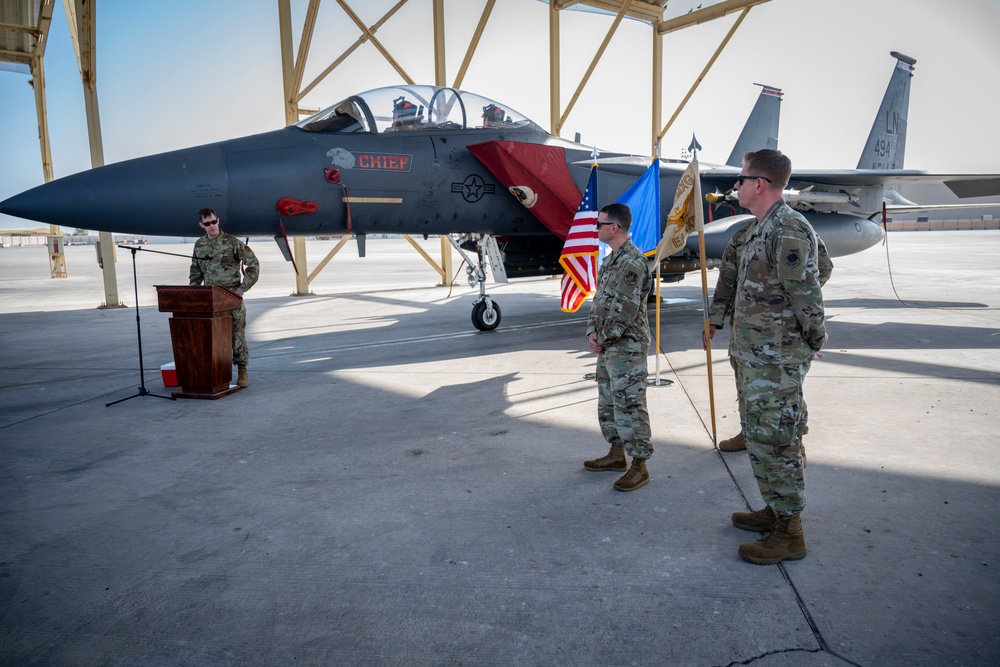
left=106, top=245, right=176, bottom=406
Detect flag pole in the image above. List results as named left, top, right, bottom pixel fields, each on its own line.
left=692, top=153, right=717, bottom=445
left=652, top=144, right=663, bottom=385
left=655, top=260, right=662, bottom=384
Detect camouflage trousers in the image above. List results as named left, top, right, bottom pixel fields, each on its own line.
left=230, top=302, right=248, bottom=366
left=732, top=357, right=810, bottom=517
left=730, top=356, right=809, bottom=438
left=596, top=348, right=652, bottom=460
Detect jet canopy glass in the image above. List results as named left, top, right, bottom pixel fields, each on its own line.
left=296, top=85, right=541, bottom=134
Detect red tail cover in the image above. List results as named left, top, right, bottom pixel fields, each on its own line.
left=467, top=141, right=582, bottom=240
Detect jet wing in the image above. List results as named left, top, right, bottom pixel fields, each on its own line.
left=570, top=156, right=742, bottom=190
left=886, top=202, right=1000, bottom=213
left=790, top=170, right=1000, bottom=198
left=942, top=178, right=1000, bottom=199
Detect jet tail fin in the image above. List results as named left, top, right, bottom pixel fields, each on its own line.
left=857, top=51, right=916, bottom=170
left=725, top=84, right=782, bottom=167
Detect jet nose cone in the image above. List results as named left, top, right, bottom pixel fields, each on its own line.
left=0, top=189, right=46, bottom=223
left=0, top=144, right=228, bottom=235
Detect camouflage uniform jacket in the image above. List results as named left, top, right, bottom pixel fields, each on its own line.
left=725, top=200, right=826, bottom=365
left=709, top=215, right=832, bottom=330
left=188, top=232, right=260, bottom=292
left=586, top=238, right=653, bottom=353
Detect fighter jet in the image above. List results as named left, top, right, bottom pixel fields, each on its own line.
left=695, top=51, right=1000, bottom=263
left=2, top=53, right=997, bottom=330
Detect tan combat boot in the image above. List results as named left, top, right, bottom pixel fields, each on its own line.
left=584, top=444, right=627, bottom=472
left=738, top=513, right=807, bottom=565
left=237, top=364, right=249, bottom=388
left=613, top=458, right=649, bottom=492
left=731, top=505, right=776, bottom=533
left=718, top=432, right=745, bottom=452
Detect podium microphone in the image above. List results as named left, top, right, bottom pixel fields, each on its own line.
left=106, top=244, right=176, bottom=406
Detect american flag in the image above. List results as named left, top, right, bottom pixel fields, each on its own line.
left=559, top=165, right=599, bottom=313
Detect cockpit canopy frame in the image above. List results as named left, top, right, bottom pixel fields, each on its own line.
left=296, top=85, right=541, bottom=135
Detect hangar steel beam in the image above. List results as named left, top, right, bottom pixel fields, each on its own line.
left=63, top=0, right=123, bottom=307
left=279, top=0, right=507, bottom=292
left=651, top=23, right=661, bottom=157
left=549, top=2, right=560, bottom=139
left=278, top=0, right=316, bottom=295
left=654, top=6, right=750, bottom=148
left=430, top=0, right=454, bottom=285
left=451, top=0, right=495, bottom=90
left=298, top=0, right=409, bottom=102
left=336, top=0, right=415, bottom=84
left=28, top=2, right=55, bottom=186
left=280, top=0, right=445, bottom=294
left=274, top=1, right=770, bottom=295
left=31, top=6, right=69, bottom=279
left=556, top=0, right=664, bottom=23
left=546, top=0, right=770, bottom=158
left=657, top=0, right=769, bottom=35
left=1, top=0, right=71, bottom=278
left=553, top=0, right=635, bottom=137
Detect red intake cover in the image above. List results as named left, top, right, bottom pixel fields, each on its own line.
left=276, top=198, right=318, bottom=216
left=467, top=141, right=581, bottom=240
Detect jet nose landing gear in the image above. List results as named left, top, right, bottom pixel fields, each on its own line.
left=450, top=233, right=508, bottom=332
left=471, top=296, right=501, bottom=331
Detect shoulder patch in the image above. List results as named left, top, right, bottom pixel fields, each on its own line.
left=784, top=249, right=801, bottom=270
left=624, top=271, right=638, bottom=286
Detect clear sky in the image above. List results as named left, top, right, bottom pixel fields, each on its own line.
left=2, top=0, right=999, bottom=230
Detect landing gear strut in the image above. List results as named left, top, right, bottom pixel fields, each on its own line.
left=450, top=234, right=505, bottom=331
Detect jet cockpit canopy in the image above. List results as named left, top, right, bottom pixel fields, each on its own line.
left=296, top=85, right=542, bottom=135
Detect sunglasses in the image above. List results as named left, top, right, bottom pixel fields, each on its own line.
left=200, top=219, right=219, bottom=227
left=734, top=175, right=773, bottom=185
left=596, top=221, right=617, bottom=227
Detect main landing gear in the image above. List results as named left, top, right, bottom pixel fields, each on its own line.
left=449, top=234, right=507, bottom=331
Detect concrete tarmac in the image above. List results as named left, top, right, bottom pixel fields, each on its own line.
left=1, top=231, right=998, bottom=666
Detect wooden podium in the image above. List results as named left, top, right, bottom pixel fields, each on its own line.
left=156, top=285, right=243, bottom=399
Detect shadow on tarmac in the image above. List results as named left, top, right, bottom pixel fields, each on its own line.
left=2, top=237, right=999, bottom=665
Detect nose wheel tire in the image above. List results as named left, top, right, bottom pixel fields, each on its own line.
left=471, top=300, right=501, bottom=331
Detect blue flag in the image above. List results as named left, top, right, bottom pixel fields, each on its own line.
left=616, top=161, right=661, bottom=256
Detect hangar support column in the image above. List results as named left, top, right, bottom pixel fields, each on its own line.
left=64, top=0, right=123, bottom=308
left=277, top=0, right=469, bottom=293
left=29, top=4, right=68, bottom=279
left=270, top=0, right=770, bottom=296
left=278, top=0, right=319, bottom=296
left=432, top=0, right=454, bottom=285
left=2, top=0, right=67, bottom=279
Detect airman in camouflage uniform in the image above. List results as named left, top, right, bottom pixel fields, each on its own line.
left=583, top=203, right=655, bottom=492
left=709, top=150, right=826, bottom=565
left=188, top=207, right=260, bottom=388
left=707, top=221, right=832, bottom=458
